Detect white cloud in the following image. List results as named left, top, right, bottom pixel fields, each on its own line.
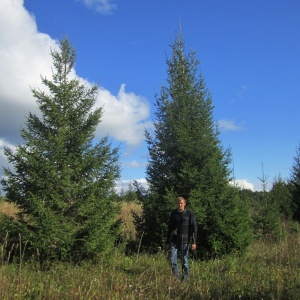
left=96, top=84, right=153, bottom=146
left=230, top=179, right=254, bottom=191
left=81, top=0, right=117, bottom=14
left=0, top=0, right=151, bottom=178
left=218, top=119, right=243, bottom=132
left=0, top=0, right=57, bottom=144
left=115, top=178, right=148, bottom=194
left=0, top=139, right=16, bottom=152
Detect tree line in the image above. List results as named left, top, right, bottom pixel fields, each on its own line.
left=1, top=34, right=300, bottom=262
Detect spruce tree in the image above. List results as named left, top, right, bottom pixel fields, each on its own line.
left=290, top=143, right=300, bottom=221
left=270, top=177, right=293, bottom=220
left=135, top=32, right=251, bottom=256
left=250, top=172, right=281, bottom=240
left=1, top=39, right=120, bottom=261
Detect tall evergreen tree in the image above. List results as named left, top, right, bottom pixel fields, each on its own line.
left=270, top=177, right=293, bottom=220
left=289, top=142, right=300, bottom=221
left=1, top=39, right=120, bottom=261
left=135, top=32, right=251, bottom=257
left=250, top=172, right=281, bottom=240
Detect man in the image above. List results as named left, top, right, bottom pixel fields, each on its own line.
left=166, top=196, right=197, bottom=282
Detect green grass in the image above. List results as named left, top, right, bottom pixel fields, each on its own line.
left=1, top=227, right=300, bottom=300
left=1, top=201, right=300, bottom=299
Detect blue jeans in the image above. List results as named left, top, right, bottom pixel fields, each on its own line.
left=169, top=242, right=189, bottom=281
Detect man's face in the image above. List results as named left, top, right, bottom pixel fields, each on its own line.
left=176, top=199, right=186, bottom=212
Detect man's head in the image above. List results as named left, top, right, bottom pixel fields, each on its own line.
left=176, top=196, right=186, bottom=212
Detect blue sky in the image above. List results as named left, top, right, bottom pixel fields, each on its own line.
left=1, top=0, right=300, bottom=192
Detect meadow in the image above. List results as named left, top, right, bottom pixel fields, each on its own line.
left=1, top=201, right=300, bottom=299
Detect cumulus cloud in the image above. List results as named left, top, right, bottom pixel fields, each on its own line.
left=81, top=0, right=117, bottom=14
left=230, top=179, right=254, bottom=191
left=0, top=0, right=57, bottom=145
left=0, top=0, right=151, bottom=177
left=96, top=84, right=153, bottom=146
left=217, top=119, right=243, bottom=132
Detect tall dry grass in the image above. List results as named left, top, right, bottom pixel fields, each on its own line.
left=1, top=200, right=300, bottom=299
left=0, top=230, right=300, bottom=299
left=191, top=227, right=300, bottom=299
left=118, top=201, right=142, bottom=241
left=0, top=201, right=18, bottom=219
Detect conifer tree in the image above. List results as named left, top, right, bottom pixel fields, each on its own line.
left=270, top=177, right=293, bottom=219
left=1, top=39, right=120, bottom=261
left=251, top=171, right=281, bottom=240
left=290, top=143, right=300, bottom=221
left=135, top=32, right=251, bottom=257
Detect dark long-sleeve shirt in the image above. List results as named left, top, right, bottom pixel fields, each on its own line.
left=167, top=208, right=197, bottom=244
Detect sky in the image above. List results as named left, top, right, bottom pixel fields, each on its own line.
left=1, top=0, right=300, bottom=193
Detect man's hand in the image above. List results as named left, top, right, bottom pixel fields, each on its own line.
left=191, top=244, right=196, bottom=251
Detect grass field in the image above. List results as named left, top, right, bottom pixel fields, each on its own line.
left=1, top=201, right=300, bottom=299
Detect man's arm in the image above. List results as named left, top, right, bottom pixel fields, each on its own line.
left=190, top=210, right=197, bottom=250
